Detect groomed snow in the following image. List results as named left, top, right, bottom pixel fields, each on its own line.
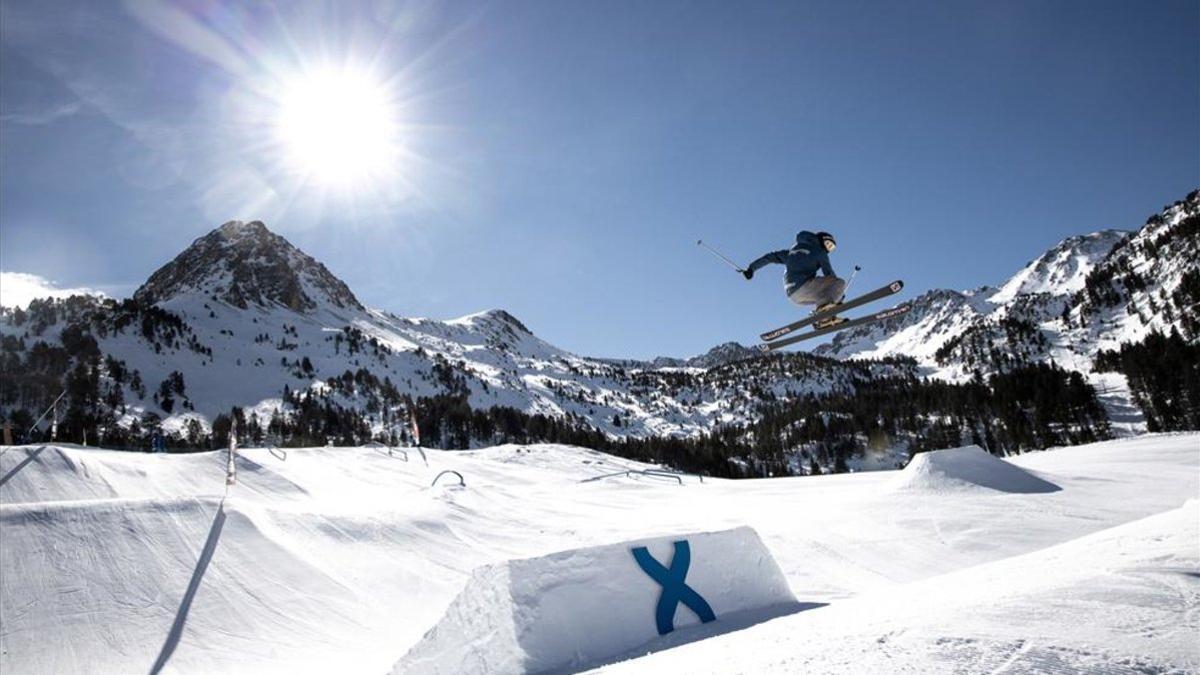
left=601, top=498, right=1199, bottom=674
left=1, top=435, right=1197, bottom=674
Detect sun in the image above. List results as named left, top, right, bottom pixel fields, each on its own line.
left=274, top=66, right=401, bottom=189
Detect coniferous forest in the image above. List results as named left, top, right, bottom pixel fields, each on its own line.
left=1095, top=330, right=1200, bottom=431
left=3, top=313, right=1127, bottom=478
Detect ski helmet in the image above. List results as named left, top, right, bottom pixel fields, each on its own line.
left=816, top=231, right=836, bottom=252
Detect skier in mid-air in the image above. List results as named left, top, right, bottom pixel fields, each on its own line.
left=696, top=230, right=905, bottom=349
left=742, top=230, right=846, bottom=327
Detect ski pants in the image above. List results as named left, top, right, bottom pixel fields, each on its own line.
left=787, top=276, right=846, bottom=307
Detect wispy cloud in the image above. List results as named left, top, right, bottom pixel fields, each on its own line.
left=0, top=271, right=107, bottom=308
left=1, top=1, right=192, bottom=188
left=121, top=0, right=250, bottom=78
left=0, top=101, right=83, bottom=125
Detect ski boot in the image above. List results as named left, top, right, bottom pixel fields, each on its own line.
left=813, top=302, right=847, bottom=330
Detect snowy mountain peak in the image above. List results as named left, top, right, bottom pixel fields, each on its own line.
left=990, top=229, right=1129, bottom=304
left=688, top=341, right=760, bottom=368
left=599, top=341, right=760, bottom=370
left=448, top=308, right=532, bottom=335
left=654, top=341, right=761, bottom=369
left=217, top=218, right=269, bottom=236
left=133, top=220, right=363, bottom=314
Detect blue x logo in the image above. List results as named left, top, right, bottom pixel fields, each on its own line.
left=631, top=540, right=716, bottom=635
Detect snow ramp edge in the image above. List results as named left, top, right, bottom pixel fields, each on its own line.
left=392, top=525, right=804, bottom=674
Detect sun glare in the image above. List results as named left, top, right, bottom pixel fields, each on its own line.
left=274, top=67, right=400, bottom=189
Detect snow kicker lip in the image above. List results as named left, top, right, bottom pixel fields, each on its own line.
left=893, top=445, right=1062, bottom=494
left=392, top=526, right=810, bottom=675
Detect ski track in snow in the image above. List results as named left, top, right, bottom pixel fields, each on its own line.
left=1, top=435, right=1198, bottom=674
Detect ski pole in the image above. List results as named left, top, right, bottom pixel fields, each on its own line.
left=696, top=239, right=745, bottom=272
left=845, top=265, right=861, bottom=291
left=840, top=265, right=862, bottom=301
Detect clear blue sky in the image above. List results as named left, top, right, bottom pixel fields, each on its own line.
left=2, top=0, right=1197, bottom=359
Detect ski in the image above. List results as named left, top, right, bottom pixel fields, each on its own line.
left=757, top=303, right=913, bottom=352
left=760, top=280, right=904, bottom=342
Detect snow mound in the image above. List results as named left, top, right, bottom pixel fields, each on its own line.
left=893, top=445, right=1060, bottom=494
left=394, top=526, right=801, bottom=675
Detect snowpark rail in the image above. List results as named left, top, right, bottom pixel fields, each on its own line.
left=368, top=441, right=428, bottom=466
left=580, top=468, right=705, bottom=485
left=431, top=470, right=465, bottom=488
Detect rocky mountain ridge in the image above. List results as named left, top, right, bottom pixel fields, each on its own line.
left=816, top=191, right=1199, bottom=386
left=2, top=190, right=1195, bottom=470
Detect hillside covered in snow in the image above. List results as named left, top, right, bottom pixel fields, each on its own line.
left=817, top=191, right=1199, bottom=383
left=1, top=434, right=1196, bottom=673
left=0, top=221, right=901, bottom=462
left=2, top=191, right=1197, bottom=475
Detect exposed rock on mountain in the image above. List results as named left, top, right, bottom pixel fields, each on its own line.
left=134, top=220, right=363, bottom=313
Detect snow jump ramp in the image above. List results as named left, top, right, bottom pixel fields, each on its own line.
left=392, top=525, right=805, bottom=674
left=893, top=445, right=1061, bottom=494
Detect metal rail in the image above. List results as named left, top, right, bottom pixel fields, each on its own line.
left=641, top=469, right=685, bottom=484
left=368, top=442, right=428, bottom=466
left=26, top=390, right=67, bottom=442
left=431, top=470, right=465, bottom=488
left=580, top=468, right=702, bottom=485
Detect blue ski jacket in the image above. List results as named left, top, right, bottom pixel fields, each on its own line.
left=747, top=231, right=837, bottom=294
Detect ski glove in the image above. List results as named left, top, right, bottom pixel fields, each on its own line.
left=742, top=269, right=754, bottom=280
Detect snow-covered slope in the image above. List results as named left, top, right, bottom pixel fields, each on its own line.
left=604, top=492, right=1199, bottom=674
left=989, top=229, right=1129, bottom=304
left=1, top=434, right=1196, bottom=673
left=816, top=228, right=1132, bottom=375
left=0, top=221, right=892, bottom=444
left=3, top=191, right=1194, bottom=455
left=816, top=287, right=997, bottom=366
